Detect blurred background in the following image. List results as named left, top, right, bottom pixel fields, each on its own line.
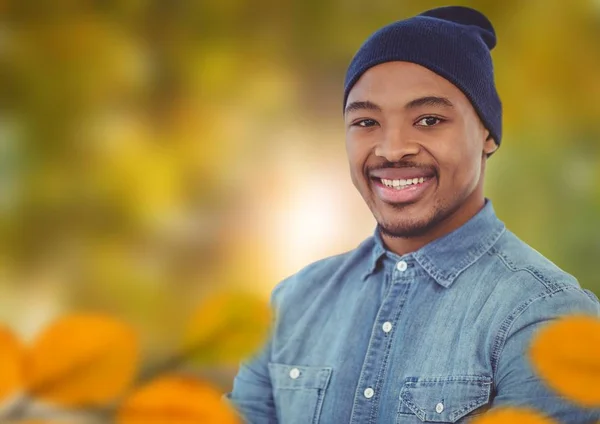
left=0, top=0, right=599, bottom=392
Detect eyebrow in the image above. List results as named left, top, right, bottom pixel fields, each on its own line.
left=344, top=96, right=454, bottom=115
left=344, top=100, right=382, bottom=115
left=405, top=96, right=454, bottom=109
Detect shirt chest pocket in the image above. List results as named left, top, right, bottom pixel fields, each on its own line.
left=397, top=376, right=492, bottom=423
left=268, top=363, right=332, bottom=424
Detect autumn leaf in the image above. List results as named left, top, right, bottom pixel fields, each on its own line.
left=184, top=291, right=271, bottom=365
left=471, top=407, right=557, bottom=424
left=117, top=375, right=240, bottom=424
left=24, top=313, right=138, bottom=407
left=0, top=324, right=23, bottom=404
left=529, top=314, right=600, bottom=407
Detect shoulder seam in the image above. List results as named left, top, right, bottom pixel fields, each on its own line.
left=490, top=246, right=568, bottom=293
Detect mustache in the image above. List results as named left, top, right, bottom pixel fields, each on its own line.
left=366, top=160, right=437, bottom=174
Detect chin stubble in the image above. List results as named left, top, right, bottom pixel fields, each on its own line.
left=377, top=197, right=455, bottom=239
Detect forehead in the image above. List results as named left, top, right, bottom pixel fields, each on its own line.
left=347, top=61, right=469, bottom=109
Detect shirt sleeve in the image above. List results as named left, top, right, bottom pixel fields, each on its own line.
left=224, top=282, right=286, bottom=424
left=224, top=337, right=278, bottom=424
left=490, top=286, right=600, bottom=424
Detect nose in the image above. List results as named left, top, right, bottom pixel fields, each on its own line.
left=374, top=126, right=420, bottom=162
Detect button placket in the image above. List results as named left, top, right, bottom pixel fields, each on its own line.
left=349, top=261, right=414, bottom=424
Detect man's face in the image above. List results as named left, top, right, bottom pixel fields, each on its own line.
left=345, top=61, right=497, bottom=239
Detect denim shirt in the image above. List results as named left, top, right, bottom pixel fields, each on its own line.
left=227, top=201, right=600, bottom=423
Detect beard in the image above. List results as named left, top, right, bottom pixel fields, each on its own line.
left=376, top=199, right=457, bottom=239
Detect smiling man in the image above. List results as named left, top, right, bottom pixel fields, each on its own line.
left=227, top=6, right=600, bottom=424
left=344, top=62, right=497, bottom=253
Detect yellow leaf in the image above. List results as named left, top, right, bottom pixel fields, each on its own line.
left=117, top=375, right=240, bottom=424
left=529, top=314, right=600, bottom=407
left=471, top=407, right=557, bottom=424
left=0, top=325, right=23, bottom=404
left=184, top=292, right=271, bottom=365
left=25, top=313, right=139, bottom=406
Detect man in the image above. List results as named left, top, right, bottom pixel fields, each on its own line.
left=227, top=6, right=600, bottom=423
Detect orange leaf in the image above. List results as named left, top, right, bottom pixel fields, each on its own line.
left=25, top=313, right=138, bottom=407
left=471, top=407, right=557, bottom=424
left=529, top=314, right=600, bottom=407
left=0, top=325, right=23, bottom=404
left=184, top=292, right=271, bottom=365
left=117, top=375, right=240, bottom=424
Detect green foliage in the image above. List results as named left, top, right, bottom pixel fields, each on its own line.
left=0, top=0, right=597, bottom=351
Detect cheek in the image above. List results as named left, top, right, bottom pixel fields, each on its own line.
left=435, top=136, right=482, bottom=187
left=345, top=139, right=360, bottom=190
left=345, top=135, right=370, bottom=178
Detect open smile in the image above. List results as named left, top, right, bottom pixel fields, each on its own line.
left=371, top=175, right=435, bottom=204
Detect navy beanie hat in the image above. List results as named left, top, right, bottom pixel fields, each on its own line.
left=344, top=6, right=502, bottom=146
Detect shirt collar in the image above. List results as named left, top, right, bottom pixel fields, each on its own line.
left=362, top=231, right=387, bottom=280
left=363, top=199, right=505, bottom=287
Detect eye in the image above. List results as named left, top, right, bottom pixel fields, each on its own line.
left=415, top=116, right=444, bottom=127
left=352, top=119, right=379, bottom=128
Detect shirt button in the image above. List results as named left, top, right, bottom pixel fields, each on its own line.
left=289, top=368, right=300, bottom=379
left=396, top=260, right=408, bottom=272
left=364, top=387, right=374, bottom=399
left=436, top=402, right=444, bottom=413
left=382, top=322, right=393, bottom=333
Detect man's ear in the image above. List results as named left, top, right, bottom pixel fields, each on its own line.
left=483, top=132, right=498, bottom=157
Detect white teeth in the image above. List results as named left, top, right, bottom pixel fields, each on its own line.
left=380, top=177, right=428, bottom=189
